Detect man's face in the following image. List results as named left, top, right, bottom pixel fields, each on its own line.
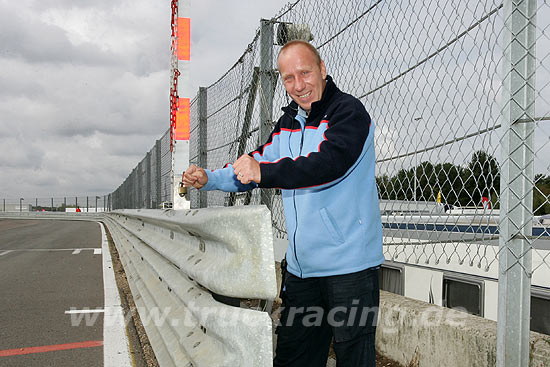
left=278, top=45, right=327, bottom=113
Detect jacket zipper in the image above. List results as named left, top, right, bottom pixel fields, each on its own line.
left=292, top=123, right=305, bottom=278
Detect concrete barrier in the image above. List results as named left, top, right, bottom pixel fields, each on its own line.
left=377, top=291, right=550, bottom=366
left=103, top=206, right=277, bottom=367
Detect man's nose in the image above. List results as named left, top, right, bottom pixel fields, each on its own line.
left=295, top=76, right=305, bottom=91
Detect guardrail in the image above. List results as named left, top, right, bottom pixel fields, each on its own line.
left=102, top=207, right=277, bottom=367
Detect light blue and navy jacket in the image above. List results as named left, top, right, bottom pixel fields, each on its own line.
left=201, top=75, right=384, bottom=278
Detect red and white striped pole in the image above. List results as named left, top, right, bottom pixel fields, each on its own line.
left=170, top=0, right=191, bottom=209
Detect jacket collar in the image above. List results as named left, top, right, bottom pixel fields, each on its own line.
left=281, top=75, right=338, bottom=121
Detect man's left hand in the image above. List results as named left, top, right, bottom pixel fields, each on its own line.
left=233, top=155, right=261, bottom=184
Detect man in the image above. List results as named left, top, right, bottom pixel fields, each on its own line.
left=183, top=40, right=384, bottom=367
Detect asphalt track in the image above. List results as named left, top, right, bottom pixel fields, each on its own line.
left=0, top=219, right=104, bottom=367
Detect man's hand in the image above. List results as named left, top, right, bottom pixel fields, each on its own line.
left=233, top=155, right=261, bottom=184
left=182, top=165, right=208, bottom=189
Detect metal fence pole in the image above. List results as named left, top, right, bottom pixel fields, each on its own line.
left=146, top=152, right=152, bottom=209
left=137, top=162, right=143, bottom=208
left=260, top=19, right=275, bottom=210
left=198, top=86, right=208, bottom=208
left=497, top=0, right=537, bottom=366
left=229, top=67, right=261, bottom=206
left=51, top=198, right=53, bottom=212
left=64, top=197, right=66, bottom=212
left=131, top=169, right=136, bottom=209
left=2, top=199, right=4, bottom=212
left=260, top=19, right=275, bottom=147
left=156, top=139, right=162, bottom=208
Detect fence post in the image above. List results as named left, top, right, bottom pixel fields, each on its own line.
left=198, top=86, right=208, bottom=208
left=146, top=152, right=152, bottom=209
left=260, top=19, right=276, bottom=210
left=156, top=139, right=162, bottom=208
left=51, top=198, right=54, bottom=212
left=229, top=67, right=261, bottom=207
left=64, top=197, right=66, bottom=212
left=497, top=0, right=536, bottom=366
left=260, top=19, right=275, bottom=147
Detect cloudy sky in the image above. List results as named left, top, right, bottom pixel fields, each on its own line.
left=0, top=0, right=289, bottom=199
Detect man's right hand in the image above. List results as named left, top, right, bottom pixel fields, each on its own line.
left=182, top=165, right=208, bottom=189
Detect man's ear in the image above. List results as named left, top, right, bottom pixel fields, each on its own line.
left=320, top=60, right=327, bottom=79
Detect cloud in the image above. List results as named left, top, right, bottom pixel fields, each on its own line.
left=0, top=0, right=290, bottom=198
left=0, top=4, right=117, bottom=66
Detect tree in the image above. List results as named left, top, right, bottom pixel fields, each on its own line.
left=534, top=174, right=550, bottom=215
left=460, top=151, right=500, bottom=207
left=376, top=150, right=501, bottom=207
left=434, top=162, right=464, bottom=206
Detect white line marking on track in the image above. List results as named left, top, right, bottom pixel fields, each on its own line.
left=0, top=248, right=100, bottom=252
left=0, top=251, right=12, bottom=256
left=100, top=223, right=132, bottom=366
left=65, top=309, right=105, bottom=314
left=72, top=249, right=82, bottom=255
left=94, top=248, right=102, bottom=255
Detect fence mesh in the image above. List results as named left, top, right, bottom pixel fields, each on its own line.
left=186, top=0, right=550, bottom=282
left=0, top=196, right=109, bottom=213
left=111, top=128, right=173, bottom=209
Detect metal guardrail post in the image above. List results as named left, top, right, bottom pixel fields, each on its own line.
left=51, top=198, right=54, bottom=212
left=199, top=86, right=208, bottom=208
left=497, top=0, right=536, bottom=366
left=260, top=19, right=276, bottom=210
left=86, top=196, right=89, bottom=213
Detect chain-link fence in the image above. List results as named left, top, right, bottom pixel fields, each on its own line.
left=111, top=129, right=173, bottom=209
left=0, top=196, right=110, bottom=213
left=186, top=0, right=550, bottom=362
left=188, top=0, right=549, bottom=266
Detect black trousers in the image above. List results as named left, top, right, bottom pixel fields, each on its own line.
left=274, top=267, right=380, bottom=367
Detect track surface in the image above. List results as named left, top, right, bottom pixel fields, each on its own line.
left=0, top=219, right=104, bottom=367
